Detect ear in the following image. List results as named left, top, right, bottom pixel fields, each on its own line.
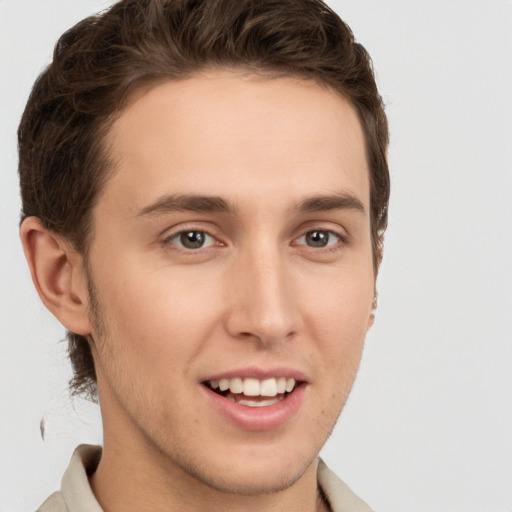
left=20, top=217, right=92, bottom=335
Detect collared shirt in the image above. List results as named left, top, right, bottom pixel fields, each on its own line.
left=38, top=445, right=373, bottom=512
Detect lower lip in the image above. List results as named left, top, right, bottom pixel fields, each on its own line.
left=202, top=384, right=306, bottom=431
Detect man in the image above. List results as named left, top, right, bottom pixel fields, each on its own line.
left=18, top=0, right=389, bottom=510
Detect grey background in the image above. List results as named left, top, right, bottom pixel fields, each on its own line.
left=1, top=1, right=511, bottom=510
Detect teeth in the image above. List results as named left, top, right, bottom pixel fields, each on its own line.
left=208, top=377, right=297, bottom=396
left=260, top=378, right=277, bottom=397
left=229, top=378, right=243, bottom=394
left=243, top=378, right=260, bottom=396
left=235, top=397, right=284, bottom=407
left=285, top=378, right=295, bottom=393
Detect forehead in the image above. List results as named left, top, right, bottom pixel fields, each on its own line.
left=101, top=70, right=369, bottom=213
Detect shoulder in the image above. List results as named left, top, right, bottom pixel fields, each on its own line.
left=317, top=459, right=374, bottom=512
left=37, top=445, right=103, bottom=512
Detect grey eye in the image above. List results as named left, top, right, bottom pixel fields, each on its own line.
left=297, top=230, right=340, bottom=248
left=172, top=230, right=214, bottom=249
left=306, top=231, right=328, bottom=247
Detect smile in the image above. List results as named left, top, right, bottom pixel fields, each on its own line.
left=201, top=370, right=306, bottom=430
left=205, top=377, right=297, bottom=407
left=202, top=372, right=307, bottom=431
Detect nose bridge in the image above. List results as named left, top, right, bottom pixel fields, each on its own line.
left=226, top=239, right=297, bottom=343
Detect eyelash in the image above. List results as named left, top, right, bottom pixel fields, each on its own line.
left=163, top=229, right=220, bottom=251
left=162, top=227, right=347, bottom=253
left=293, top=229, right=345, bottom=251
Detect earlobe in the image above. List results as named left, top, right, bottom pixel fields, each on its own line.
left=20, top=217, right=92, bottom=335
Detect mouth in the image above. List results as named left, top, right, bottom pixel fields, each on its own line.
left=201, top=373, right=307, bottom=430
left=203, top=377, right=300, bottom=408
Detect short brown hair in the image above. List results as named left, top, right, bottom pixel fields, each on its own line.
left=18, top=0, right=390, bottom=399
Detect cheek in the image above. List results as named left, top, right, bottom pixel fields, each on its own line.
left=299, top=266, right=373, bottom=375
left=92, top=258, right=224, bottom=368
left=301, top=265, right=374, bottom=331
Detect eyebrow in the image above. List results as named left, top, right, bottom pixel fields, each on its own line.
left=135, top=194, right=237, bottom=217
left=297, top=192, right=366, bottom=215
left=135, top=191, right=365, bottom=218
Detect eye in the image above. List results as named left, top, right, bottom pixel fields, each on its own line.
left=295, top=230, right=341, bottom=248
left=167, top=230, right=216, bottom=249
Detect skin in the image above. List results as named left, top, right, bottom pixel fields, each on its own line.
left=21, top=70, right=375, bottom=512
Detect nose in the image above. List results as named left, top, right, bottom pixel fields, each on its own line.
left=224, top=245, right=299, bottom=345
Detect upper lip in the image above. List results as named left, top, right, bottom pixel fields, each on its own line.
left=202, top=366, right=309, bottom=383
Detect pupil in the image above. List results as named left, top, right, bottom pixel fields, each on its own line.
left=307, top=231, right=328, bottom=247
left=181, top=231, right=204, bottom=249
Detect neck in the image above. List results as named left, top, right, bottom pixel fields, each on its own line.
left=90, top=440, right=327, bottom=512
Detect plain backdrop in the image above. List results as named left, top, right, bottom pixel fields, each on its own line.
left=1, top=1, right=511, bottom=511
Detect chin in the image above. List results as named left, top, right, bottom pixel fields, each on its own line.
left=169, top=436, right=321, bottom=496
left=189, top=455, right=314, bottom=496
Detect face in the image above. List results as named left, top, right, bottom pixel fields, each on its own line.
left=86, top=70, right=375, bottom=494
